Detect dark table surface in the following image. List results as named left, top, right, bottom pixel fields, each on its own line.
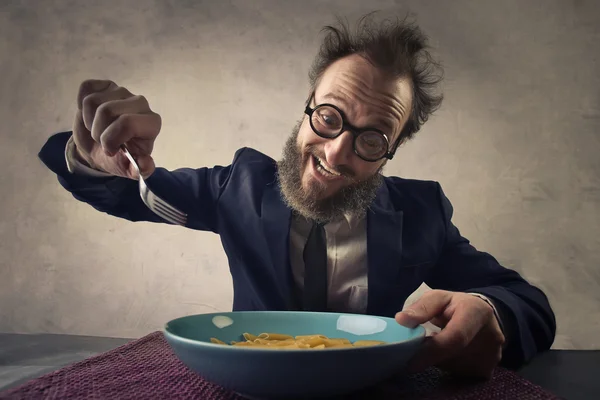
left=0, top=333, right=598, bottom=399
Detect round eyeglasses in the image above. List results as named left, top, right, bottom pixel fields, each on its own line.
left=304, top=96, right=397, bottom=162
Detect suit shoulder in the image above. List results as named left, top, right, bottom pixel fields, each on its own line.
left=228, top=147, right=278, bottom=181
left=232, top=147, right=276, bottom=166
left=383, top=175, right=443, bottom=208
left=384, top=175, right=440, bottom=195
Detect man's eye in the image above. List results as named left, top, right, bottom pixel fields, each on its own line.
left=362, top=138, right=378, bottom=147
left=318, top=113, right=339, bottom=127
left=322, top=115, right=337, bottom=126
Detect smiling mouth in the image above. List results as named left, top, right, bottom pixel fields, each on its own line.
left=313, top=155, right=342, bottom=177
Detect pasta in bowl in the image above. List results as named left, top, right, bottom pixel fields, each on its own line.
left=210, top=332, right=387, bottom=349
left=164, top=311, right=425, bottom=398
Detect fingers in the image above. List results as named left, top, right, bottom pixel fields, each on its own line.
left=72, top=79, right=161, bottom=179
left=82, top=86, right=136, bottom=131
left=395, top=290, right=452, bottom=328
left=406, top=299, right=494, bottom=373
left=90, top=95, right=153, bottom=143
left=426, top=305, right=486, bottom=355
left=73, top=109, right=97, bottom=157
left=134, top=155, right=156, bottom=178
left=77, top=79, right=160, bottom=154
left=77, top=79, right=116, bottom=110
left=100, top=112, right=162, bottom=155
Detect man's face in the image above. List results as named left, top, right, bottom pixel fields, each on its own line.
left=278, top=54, right=412, bottom=222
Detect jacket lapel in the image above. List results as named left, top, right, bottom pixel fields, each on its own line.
left=366, top=182, right=405, bottom=316
left=261, top=180, right=294, bottom=309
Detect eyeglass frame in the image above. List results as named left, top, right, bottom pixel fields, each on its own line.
left=303, top=92, right=402, bottom=162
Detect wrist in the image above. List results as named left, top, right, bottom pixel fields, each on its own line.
left=73, top=144, right=108, bottom=174
left=469, top=294, right=503, bottom=327
left=73, top=146, right=93, bottom=167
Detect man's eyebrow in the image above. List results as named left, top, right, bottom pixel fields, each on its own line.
left=321, top=92, right=396, bottom=135
left=321, top=92, right=351, bottom=107
left=378, top=118, right=396, bottom=136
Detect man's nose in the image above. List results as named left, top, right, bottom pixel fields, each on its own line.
left=323, top=130, right=354, bottom=167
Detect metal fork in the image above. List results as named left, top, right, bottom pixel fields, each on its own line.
left=121, top=145, right=188, bottom=226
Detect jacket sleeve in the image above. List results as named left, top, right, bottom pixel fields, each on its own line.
left=425, top=183, right=557, bottom=369
left=38, top=131, right=240, bottom=233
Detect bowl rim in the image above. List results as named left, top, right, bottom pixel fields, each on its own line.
left=163, top=310, right=426, bottom=353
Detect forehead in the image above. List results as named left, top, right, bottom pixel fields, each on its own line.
left=314, top=54, right=412, bottom=139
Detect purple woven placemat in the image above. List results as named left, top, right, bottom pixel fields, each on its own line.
left=0, top=331, right=561, bottom=400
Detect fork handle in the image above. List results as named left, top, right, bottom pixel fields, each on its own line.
left=120, top=145, right=141, bottom=177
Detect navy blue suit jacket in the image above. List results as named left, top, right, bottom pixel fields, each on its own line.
left=39, top=131, right=556, bottom=368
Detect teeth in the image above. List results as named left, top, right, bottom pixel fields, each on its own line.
left=315, top=156, right=340, bottom=176
left=317, top=164, right=331, bottom=175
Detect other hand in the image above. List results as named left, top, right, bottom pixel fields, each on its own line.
left=395, top=289, right=505, bottom=379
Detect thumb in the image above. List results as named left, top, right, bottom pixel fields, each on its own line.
left=136, top=155, right=156, bottom=178
left=395, top=290, right=452, bottom=328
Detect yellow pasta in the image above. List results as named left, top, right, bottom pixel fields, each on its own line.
left=209, top=337, right=227, bottom=345
left=209, top=333, right=386, bottom=349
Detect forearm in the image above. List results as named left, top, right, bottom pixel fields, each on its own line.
left=433, top=182, right=557, bottom=368
left=40, top=130, right=236, bottom=231
left=39, top=131, right=163, bottom=222
left=469, top=282, right=556, bottom=368
left=429, top=248, right=557, bottom=368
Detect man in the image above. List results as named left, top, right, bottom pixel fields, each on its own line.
left=38, top=15, right=555, bottom=378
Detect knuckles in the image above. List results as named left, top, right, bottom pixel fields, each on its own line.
left=75, top=79, right=161, bottom=156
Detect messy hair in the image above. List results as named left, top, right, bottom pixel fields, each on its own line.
left=308, top=12, right=444, bottom=146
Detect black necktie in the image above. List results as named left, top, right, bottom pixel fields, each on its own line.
left=303, top=222, right=328, bottom=311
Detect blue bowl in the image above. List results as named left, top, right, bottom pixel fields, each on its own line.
left=164, top=311, right=425, bottom=398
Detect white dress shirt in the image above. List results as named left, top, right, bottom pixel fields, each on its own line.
left=290, top=212, right=369, bottom=313
left=64, top=138, right=501, bottom=323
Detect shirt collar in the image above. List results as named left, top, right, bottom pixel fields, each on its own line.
left=340, top=211, right=366, bottom=230
left=292, top=210, right=365, bottom=231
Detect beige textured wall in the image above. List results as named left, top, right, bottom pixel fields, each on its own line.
left=1, top=0, right=599, bottom=349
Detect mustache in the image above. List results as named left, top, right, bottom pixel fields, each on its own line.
left=306, top=146, right=357, bottom=180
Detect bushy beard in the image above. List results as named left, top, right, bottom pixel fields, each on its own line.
left=276, top=121, right=384, bottom=223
